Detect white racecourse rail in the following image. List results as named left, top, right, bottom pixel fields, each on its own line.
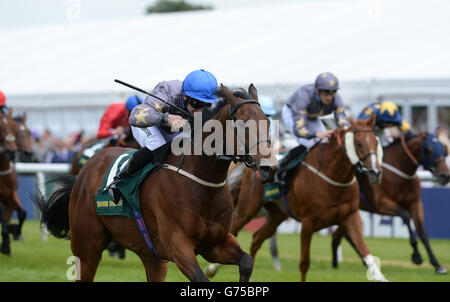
left=14, top=163, right=438, bottom=240
left=15, top=163, right=70, bottom=242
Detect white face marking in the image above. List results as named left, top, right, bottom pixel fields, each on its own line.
left=370, top=153, right=378, bottom=170
left=20, top=125, right=25, bottom=131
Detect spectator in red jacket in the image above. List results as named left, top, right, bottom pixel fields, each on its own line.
left=97, top=95, right=143, bottom=139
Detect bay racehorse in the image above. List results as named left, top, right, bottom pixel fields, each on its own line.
left=12, top=113, right=34, bottom=162
left=2, top=112, right=34, bottom=241
left=0, top=110, right=18, bottom=255
left=35, top=84, right=279, bottom=281
left=331, top=132, right=450, bottom=274
left=210, top=115, right=388, bottom=281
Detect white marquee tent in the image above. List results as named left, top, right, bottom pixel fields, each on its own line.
left=1, top=0, right=449, bottom=137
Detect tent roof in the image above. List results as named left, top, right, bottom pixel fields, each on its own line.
left=1, top=0, right=449, bottom=95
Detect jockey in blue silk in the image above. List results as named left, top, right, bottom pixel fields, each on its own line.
left=358, top=101, right=412, bottom=147
left=108, top=69, right=220, bottom=203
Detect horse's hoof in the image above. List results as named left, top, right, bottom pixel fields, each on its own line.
left=13, top=234, right=24, bottom=242
left=411, top=252, right=423, bottom=265
left=435, top=266, right=448, bottom=275
left=205, top=264, right=218, bottom=278
left=1, top=244, right=11, bottom=256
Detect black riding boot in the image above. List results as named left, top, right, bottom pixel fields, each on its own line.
left=109, top=147, right=154, bottom=204
left=275, top=144, right=307, bottom=185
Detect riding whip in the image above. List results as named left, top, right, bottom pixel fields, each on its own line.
left=114, top=79, right=193, bottom=118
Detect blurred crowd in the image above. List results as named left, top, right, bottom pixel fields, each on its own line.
left=26, top=125, right=450, bottom=165
left=30, top=129, right=95, bottom=164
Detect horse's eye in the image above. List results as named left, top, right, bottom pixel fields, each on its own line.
left=356, top=141, right=363, bottom=149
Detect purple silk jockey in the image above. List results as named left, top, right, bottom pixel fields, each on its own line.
left=282, top=72, right=350, bottom=148
left=278, top=72, right=350, bottom=172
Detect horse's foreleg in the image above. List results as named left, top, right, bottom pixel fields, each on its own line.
left=137, top=253, right=168, bottom=282
left=299, top=218, right=314, bottom=282
left=169, top=234, right=209, bottom=282
left=230, top=178, right=264, bottom=237
left=230, top=195, right=264, bottom=237
left=0, top=203, right=11, bottom=255
left=410, top=201, right=447, bottom=274
left=342, top=211, right=387, bottom=281
left=202, top=233, right=253, bottom=282
left=249, top=203, right=286, bottom=260
left=11, top=192, right=26, bottom=241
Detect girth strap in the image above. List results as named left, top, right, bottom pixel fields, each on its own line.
left=163, top=164, right=227, bottom=187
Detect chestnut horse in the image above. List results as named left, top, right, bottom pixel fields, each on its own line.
left=0, top=111, right=18, bottom=255
left=35, top=84, right=279, bottom=281
left=331, top=132, right=450, bottom=274
left=209, top=115, right=387, bottom=281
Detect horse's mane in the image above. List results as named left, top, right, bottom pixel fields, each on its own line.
left=198, top=87, right=253, bottom=124
left=384, top=133, right=419, bottom=150
left=13, top=115, right=25, bottom=123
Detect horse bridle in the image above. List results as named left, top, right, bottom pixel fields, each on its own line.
left=346, top=129, right=378, bottom=172
left=216, top=99, right=272, bottom=168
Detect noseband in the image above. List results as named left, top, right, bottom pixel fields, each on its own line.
left=343, top=129, right=379, bottom=172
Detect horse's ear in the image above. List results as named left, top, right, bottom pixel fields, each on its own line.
left=23, top=112, right=27, bottom=123
left=221, top=84, right=235, bottom=104
left=349, top=116, right=356, bottom=127
left=332, top=128, right=343, bottom=146
left=8, top=107, right=13, bottom=118
left=366, top=113, right=376, bottom=129
left=248, top=83, right=258, bottom=101
left=419, top=129, right=427, bottom=139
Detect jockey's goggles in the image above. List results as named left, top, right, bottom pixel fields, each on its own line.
left=187, top=97, right=212, bottom=109
left=318, top=90, right=337, bottom=96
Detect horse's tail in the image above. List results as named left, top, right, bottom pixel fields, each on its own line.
left=33, top=175, right=76, bottom=239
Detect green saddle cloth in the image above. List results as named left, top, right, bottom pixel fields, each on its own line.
left=94, top=150, right=160, bottom=218
left=267, top=150, right=308, bottom=198
left=77, top=141, right=107, bottom=167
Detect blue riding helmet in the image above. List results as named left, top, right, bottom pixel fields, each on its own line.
left=315, top=72, right=340, bottom=91
left=420, top=133, right=447, bottom=171
left=182, top=69, right=218, bottom=104
left=125, top=95, right=143, bottom=111
left=259, top=95, right=276, bottom=116
left=377, top=101, right=402, bottom=126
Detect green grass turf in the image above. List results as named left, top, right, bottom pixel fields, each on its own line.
left=1, top=220, right=449, bottom=282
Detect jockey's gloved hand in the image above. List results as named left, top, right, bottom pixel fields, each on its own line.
left=315, top=130, right=333, bottom=140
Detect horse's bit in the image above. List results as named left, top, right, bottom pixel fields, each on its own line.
left=216, top=100, right=272, bottom=169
